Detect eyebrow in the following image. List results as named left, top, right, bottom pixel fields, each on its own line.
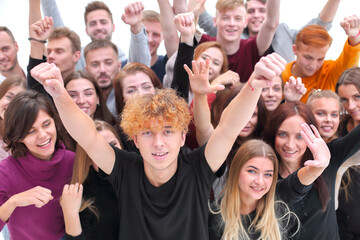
left=247, top=165, right=274, bottom=172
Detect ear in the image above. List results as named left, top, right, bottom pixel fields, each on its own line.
left=112, top=23, right=115, bottom=33
left=73, top=51, right=81, bottom=63
left=85, top=27, right=89, bottom=36
left=118, top=61, right=122, bottom=70
left=292, top=44, right=297, bottom=55
left=14, top=41, right=19, bottom=52
left=180, top=132, right=186, bottom=147
left=133, top=135, right=139, bottom=149
left=213, top=17, right=217, bottom=27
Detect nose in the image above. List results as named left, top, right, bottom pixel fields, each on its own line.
left=99, top=62, right=106, bottom=72
left=76, top=94, right=85, bottom=105
left=267, top=87, right=274, bottom=97
left=47, top=51, right=55, bottom=61
left=255, top=173, right=264, bottom=185
left=37, top=128, right=47, bottom=139
left=286, top=136, right=296, bottom=148
left=325, top=114, right=332, bottom=122
left=148, top=33, right=153, bottom=43
left=153, top=132, right=164, bottom=147
left=348, top=99, right=357, bottom=111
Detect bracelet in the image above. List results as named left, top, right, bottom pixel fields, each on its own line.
left=306, top=165, right=318, bottom=178
left=350, top=29, right=360, bottom=38
left=28, top=37, right=47, bottom=43
left=247, top=81, right=254, bottom=91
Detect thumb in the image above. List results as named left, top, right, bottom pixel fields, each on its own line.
left=211, top=84, right=225, bottom=92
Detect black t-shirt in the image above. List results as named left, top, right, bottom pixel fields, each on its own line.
left=99, top=144, right=217, bottom=240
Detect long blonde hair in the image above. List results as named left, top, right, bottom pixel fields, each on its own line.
left=217, top=140, right=293, bottom=240
left=70, top=120, right=121, bottom=217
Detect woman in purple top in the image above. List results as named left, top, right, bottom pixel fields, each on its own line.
left=0, top=90, right=74, bottom=240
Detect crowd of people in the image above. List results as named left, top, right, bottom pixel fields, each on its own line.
left=0, top=0, right=359, bottom=239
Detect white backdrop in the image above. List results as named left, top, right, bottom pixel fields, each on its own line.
left=0, top=0, right=359, bottom=72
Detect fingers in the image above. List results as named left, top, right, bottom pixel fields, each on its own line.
left=32, top=186, right=53, bottom=208
left=254, top=53, right=286, bottom=82
left=184, top=64, right=194, bottom=78
left=174, top=12, right=195, bottom=28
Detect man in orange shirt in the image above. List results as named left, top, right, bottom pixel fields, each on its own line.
left=281, top=15, right=360, bottom=102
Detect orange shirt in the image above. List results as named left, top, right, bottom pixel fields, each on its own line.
left=281, top=38, right=360, bottom=102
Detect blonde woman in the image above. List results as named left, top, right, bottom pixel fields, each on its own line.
left=209, top=134, right=330, bottom=239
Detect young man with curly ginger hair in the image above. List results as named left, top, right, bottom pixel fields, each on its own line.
left=29, top=53, right=286, bottom=239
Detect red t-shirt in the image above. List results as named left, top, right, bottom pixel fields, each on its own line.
left=200, top=34, right=262, bottom=83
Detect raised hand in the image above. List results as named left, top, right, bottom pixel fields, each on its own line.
left=284, top=76, right=307, bottom=102
left=301, top=123, right=330, bottom=169
left=11, top=186, right=53, bottom=208
left=340, top=15, right=360, bottom=37
left=250, top=53, right=287, bottom=90
left=211, top=70, right=240, bottom=88
left=174, top=12, right=195, bottom=45
left=30, top=62, right=65, bottom=98
left=121, top=2, right=144, bottom=33
left=187, top=0, right=206, bottom=18
left=29, top=16, right=54, bottom=41
left=184, top=57, right=225, bottom=95
left=60, top=183, right=83, bottom=216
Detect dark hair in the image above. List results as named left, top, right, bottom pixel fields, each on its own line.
left=83, top=39, right=118, bottom=59
left=212, top=83, right=267, bottom=141
left=0, top=26, right=15, bottom=42
left=0, top=75, right=26, bottom=105
left=335, top=67, right=360, bottom=94
left=84, top=1, right=113, bottom=25
left=64, top=70, right=117, bottom=126
left=263, top=102, right=330, bottom=211
left=113, top=62, right=163, bottom=115
left=3, top=90, right=62, bottom=158
left=245, top=0, right=267, bottom=9
left=49, top=27, right=81, bottom=53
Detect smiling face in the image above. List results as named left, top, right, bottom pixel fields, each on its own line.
left=0, top=85, right=25, bottom=119
left=261, top=76, right=283, bottom=112
left=246, top=0, right=266, bottom=36
left=238, top=156, right=274, bottom=206
left=309, top=97, right=340, bottom=141
left=143, top=20, right=163, bottom=56
left=292, top=42, right=329, bottom=78
left=133, top=123, right=185, bottom=184
left=196, top=47, right=224, bottom=82
left=0, top=31, right=18, bottom=73
left=20, top=110, right=57, bottom=161
left=85, top=46, right=120, bottom=90
left=215, top=6, right=247, bottom=44
left=275, top=115, right=307, bottom=169
left=85, top=9, right=115, bottom=41
left=239, top=106, right=258, bottom=138
left=66, top=78, right=99, bottom=118
left=338, top=84, right=360, bottom=124
left=121, top=71, right=156, bottom=102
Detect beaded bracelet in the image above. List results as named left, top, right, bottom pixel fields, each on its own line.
left=28, top=37, right=47, bottom=43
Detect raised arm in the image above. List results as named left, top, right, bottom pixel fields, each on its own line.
left=40, top=0, right=64, bottom=27
left=204, top=53, right=286, bottom=172
left=319, top=0, right=341, bottom=23
left=121, top=2, right=151, bottom=66
left=30, top=63, right=115, bottom=174
left=29, top=0, right=42, bottom=27
left=171, top=12, right=196, bottom=101
left=157, top=0, right=179, bottom=58
left=256, top=0, right=280, bottom=56
left=283, top=76, right=307, bottom=102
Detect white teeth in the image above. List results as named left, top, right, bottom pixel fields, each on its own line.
left=252, top=187, right=263, bottom=191
left=284, top=150, right=296, bottom=154
left=321, top=126, right=332, bottom=131
left=153, top=153, right=166, bottom=156
left=38, top=139, right=50, bottom=147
